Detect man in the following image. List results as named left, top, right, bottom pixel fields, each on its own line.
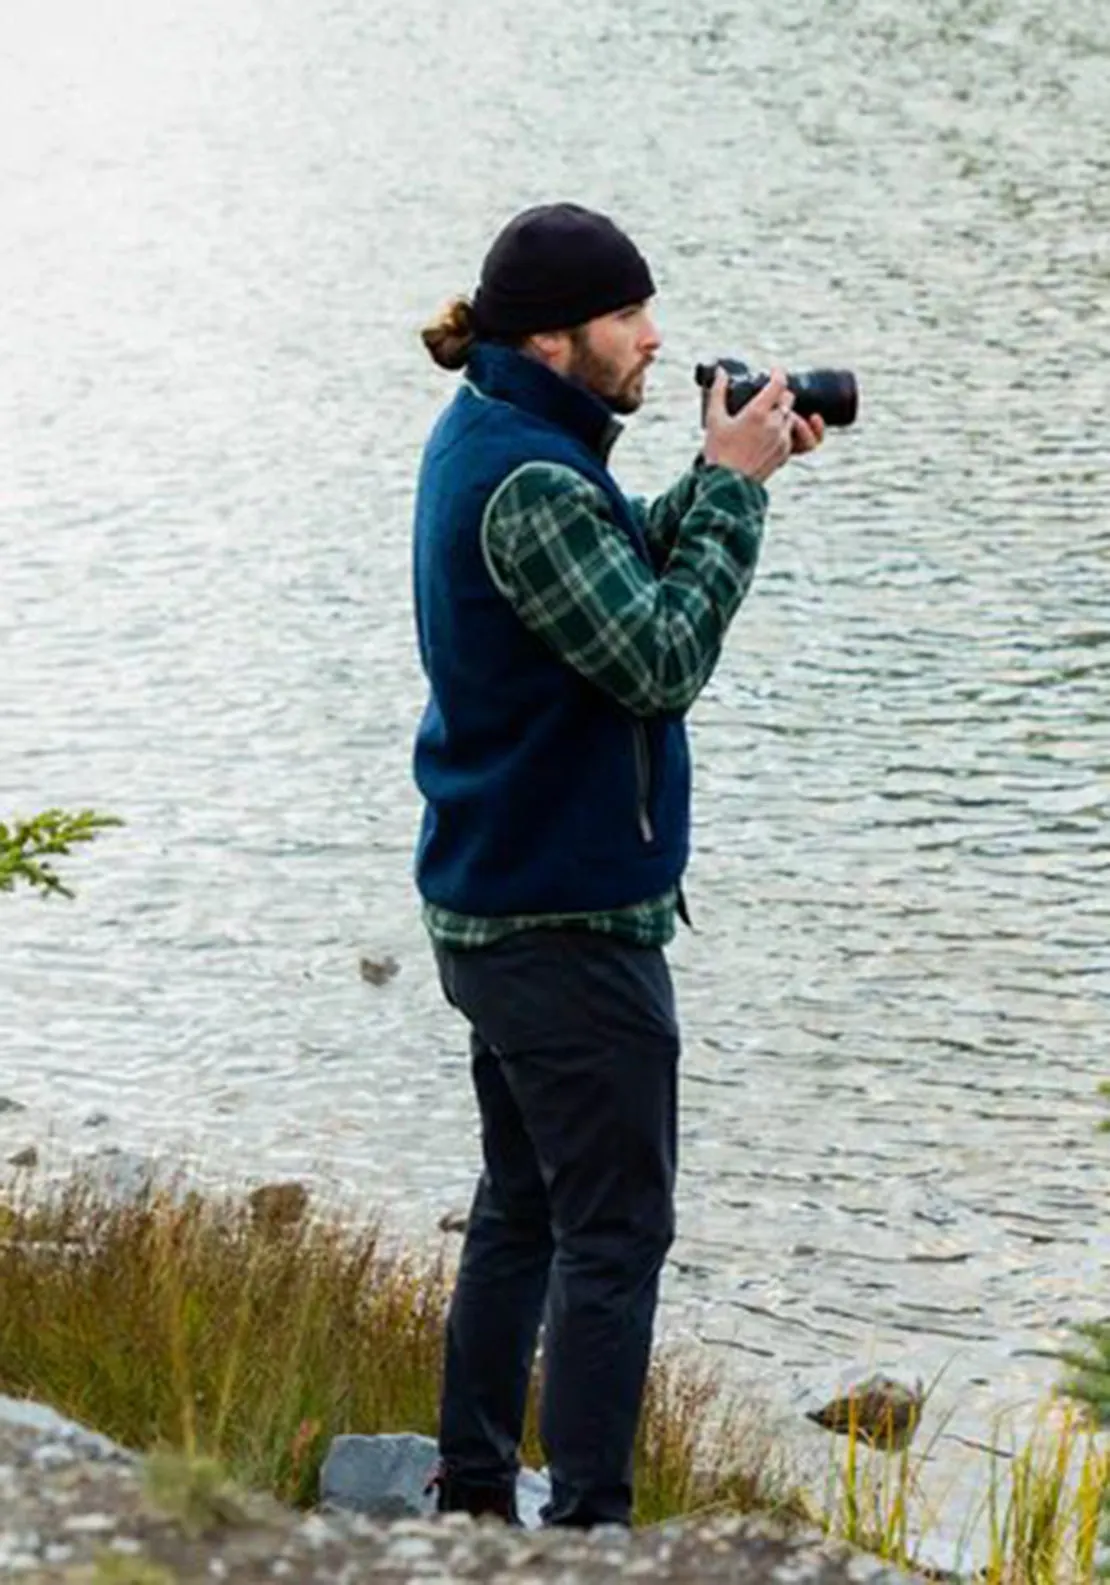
left=411, top=202, right=822, bottom=1529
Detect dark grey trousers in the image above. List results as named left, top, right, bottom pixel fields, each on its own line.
left=433, top=928, right=679, bottom=1528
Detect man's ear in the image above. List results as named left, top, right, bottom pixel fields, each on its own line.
left=525, top=330, right=571, bottom=370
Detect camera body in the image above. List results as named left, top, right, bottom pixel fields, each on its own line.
left=695, top=358, right=859, bottom=428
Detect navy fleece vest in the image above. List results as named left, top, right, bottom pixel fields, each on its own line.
left=412, top=343, right=690, bottom=915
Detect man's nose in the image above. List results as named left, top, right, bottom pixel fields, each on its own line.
left=641, top=317, right=663, bottom=355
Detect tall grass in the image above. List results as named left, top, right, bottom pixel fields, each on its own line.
left=822, top=1400, right=1108, bottom=1584
left=0, top=1168, right=795, bottom=1526
left=3, top=1166, right=1105, bottom=1576
left=982, top=1408, right=1107, bottom=1585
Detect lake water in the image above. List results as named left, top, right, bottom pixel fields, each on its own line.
left=2, top=0, right=1108, bottom=1552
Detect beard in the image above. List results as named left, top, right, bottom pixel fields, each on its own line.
left=566, top=332, right=649, bottom=414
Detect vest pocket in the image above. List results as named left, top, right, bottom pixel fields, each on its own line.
left=633, top=722, right=654, bottom=843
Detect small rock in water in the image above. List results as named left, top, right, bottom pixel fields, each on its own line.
left=359, top=954, right=400, bottom=986
left=8, top=1145, right=39, bottom=1169
left=805, top=1373, right=925, bottom=1451
left=83, top=1110, right=111, bottom=1128
left=438, top=1209, right=469, bottom=1235
left=0, top=1096, right=27, bottom=1115
left=248, top=1181, right=309, bottom=1233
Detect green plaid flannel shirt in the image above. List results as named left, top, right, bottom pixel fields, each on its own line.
left=423, top=458, right=768, bottom=950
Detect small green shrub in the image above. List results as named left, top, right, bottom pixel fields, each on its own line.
left=0, top=809, right=121, bottom=898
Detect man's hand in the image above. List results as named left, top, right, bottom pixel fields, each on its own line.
left=703, top=367, right=824, bottom=483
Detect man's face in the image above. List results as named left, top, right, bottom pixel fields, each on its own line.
left=544, top=303, right=663, bottom=414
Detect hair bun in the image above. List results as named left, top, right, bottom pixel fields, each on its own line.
left=421, top=297, right=478, bottom=370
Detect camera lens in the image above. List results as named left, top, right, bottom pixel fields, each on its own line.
left=789, top=370, right=858, bottom=428
left=694, top=360, right=859, bottom=428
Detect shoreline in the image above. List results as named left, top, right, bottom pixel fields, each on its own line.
left=0, top=1408, right=928, bottom=1584
left=2, top=1155, right=1106, bottom=1581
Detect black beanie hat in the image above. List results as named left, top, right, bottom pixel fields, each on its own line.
left=471, top=202, right=655, bottom=339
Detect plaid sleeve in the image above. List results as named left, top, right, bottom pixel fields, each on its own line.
left=626, top=465, right=702, bottom=573
left=481, top=461, right=768, bottom=718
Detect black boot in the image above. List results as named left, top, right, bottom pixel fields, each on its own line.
left=426, top=1462, right=520, bottom=1524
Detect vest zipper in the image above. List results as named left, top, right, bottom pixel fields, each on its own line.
left=633, top=722, right=654, bottom=843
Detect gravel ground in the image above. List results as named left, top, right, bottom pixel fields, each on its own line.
left=0, top=1420, right=930, bottom=1584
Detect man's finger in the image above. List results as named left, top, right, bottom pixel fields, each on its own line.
left=748, top=367, right=790, bottom=414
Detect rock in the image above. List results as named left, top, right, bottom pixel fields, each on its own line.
left=83, top=1111, right=111, bottom=1129
left=0, top=1406, right=933, bottom=1580
left=358, top=954, right=400, bottom=986
left=0, top=1096, right=27, bottom=1114
left=805, top=1374, right=925, bottom=1451
left=248, top=1181, right=309, bottom=1234
left=515, top=1465, right=552, bottom=1529
left=319, top=1432, right=552, bottom=1529
left=8, top=1145, right=39, bottom=1169
left=320, top=1432, right=439, bottom=1520
left=0, top=1395, right=133, bottom=1464
left=438, top=1209, right=469, bottom=1235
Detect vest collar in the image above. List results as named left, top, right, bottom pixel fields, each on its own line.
left=466, top=342, right=622, bottom=461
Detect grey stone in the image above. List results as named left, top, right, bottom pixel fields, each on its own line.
left=297, top=1513, right=338, bottom=1548
left=321, top=1433, right=439, bottom=1520
left=319, top=1432, right=552, bottom=1529
left=358, top=954, right=399, bottom=987
left=30, top=1442, right=79, bottom=1470
left=0, top=1396, right=133, bottom=1463
left=0, top=1097, right=27, bottom=1114
left=515, top=1465, right=552, bottom=1530
left=385, top=1535, right=438, bottom=1564
left=62, top=1512, right=116, bottom=1533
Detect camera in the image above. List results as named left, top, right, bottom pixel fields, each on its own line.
left=695, top=358, right=859, bottom=428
